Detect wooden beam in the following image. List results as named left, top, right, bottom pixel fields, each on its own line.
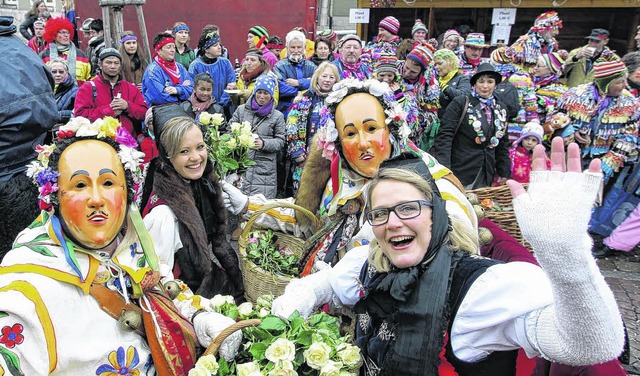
left=101, top=6, right=112, bottom=48
left=136, top=5, right=151, bottom=63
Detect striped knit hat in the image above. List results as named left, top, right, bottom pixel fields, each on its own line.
left=464, top=33, right=488, bottom=48
left=379, top=16, right=400, bottom=35
left=532, top=11, right=562, bottom=32
left=490, top=46, right=515, bottom=64
left=407, top=44, right=435, bottom=69
left=594, top=52, right=627, bottom=92
left=374, top=53, right=398, bottom=74
left=249, top=25, right=269, bottom=48
left=318, top=29, right=337, bottom=42
left=412, top=19, right=427, bottom=37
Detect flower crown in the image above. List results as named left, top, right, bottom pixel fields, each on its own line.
left=315, top=78, right=412, bottom=160
left=26, top=117, right=145, bottom=211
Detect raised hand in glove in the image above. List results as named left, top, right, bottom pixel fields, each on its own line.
left=193, top=311, right=242, bottom=362
left=221, top=180, right=249, bottom=215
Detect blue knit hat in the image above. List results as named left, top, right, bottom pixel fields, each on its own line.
left=254, top=74, right=276, bottom=96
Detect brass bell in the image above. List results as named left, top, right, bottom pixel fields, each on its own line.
left=164, top=281, right=181, bottom=300
left=473, top=205, right=486, bottom=221
left=478, top=227, right=494, bottom=246
left=118, top=309, right=142, bottom=332
left=466, top=192, right=480, bottom=205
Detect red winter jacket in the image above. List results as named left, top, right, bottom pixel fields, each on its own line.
left=74, top=74, right=148, bottom=137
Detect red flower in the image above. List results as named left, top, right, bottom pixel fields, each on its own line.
left=394, top=115, right=402, bottom=122
left=38, top=200, right=53, bottom=211
left=0, top=324, right=24, bottom=348
left=56, top=129, right=75, bottom=140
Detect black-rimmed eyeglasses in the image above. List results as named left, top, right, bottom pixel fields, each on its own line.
left=365, top=200, right=432, bottom=226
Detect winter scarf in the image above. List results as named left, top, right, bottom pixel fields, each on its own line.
left=188, top=92, right=214, bottom=115
left=251, top=96, right=274, bottom=117
left=339, top=56, right=368, bottom=80
left=50, top=43, right=77, bottom=81
left=154, top=55, right=181, bottom=85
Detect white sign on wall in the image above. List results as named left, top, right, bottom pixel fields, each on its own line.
left=349, top=8, right=370, bottom=24
left=491, top=8, right=517, bottom=25
left=491, top=24, right=512, bottom=46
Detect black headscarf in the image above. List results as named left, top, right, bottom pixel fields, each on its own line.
left=355, top=154, right=461, bottom=375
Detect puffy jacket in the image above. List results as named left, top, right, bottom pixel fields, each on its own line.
left=0, top=17, right=57, bottom=182
left=74, top=74, right=148, bottom=137
left=273, top=58, right=316, bottom=111
left=230, top=100, right=285, bottom=198
left=54, top=76, right=78, bottom=124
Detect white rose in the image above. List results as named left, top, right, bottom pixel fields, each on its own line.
left=267, top=360, right=297, bottom=376
left=210, top=294, right=227, bottom=309
left=303, top=342, right=332, bottom=369
left=265, top=338, right=296, bottom=362
left=259, top=308, right=270, bottom=317
left=337, top=344, right=362, bottom=368
left=319, top=360, right=342, bottom=376
left=256, top=295, right=273, bottom=308
left=238, top=133, right=254, bottom=148
left=211, top=113, right=225, bottom=126
left=236, top=361, right=261, bottom=376
left=25, top=161, right=43, bottom=179
left=230, top=122, right=242, bottom=134
left=188, top=364, right=212, bottom=376
left=238, top=302, right=254, bottom=317
left=196, top=354, right=219, bottom=373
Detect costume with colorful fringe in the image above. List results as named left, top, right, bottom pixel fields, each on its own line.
left=457, top=52, right=482, bottom=79
left=362, top=36, right=401, bottom=69
left=535, top=78, right=567, bottom=125
left=285, top=89, right=326, bottom=193
left=510, top=31, right=557, bottom=73
left=556, top=83, right=640, bottom=180
left=400, top=63, right=441, bottom=150
left=494, top=64, right=539, bottom=143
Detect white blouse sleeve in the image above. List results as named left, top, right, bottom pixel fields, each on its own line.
left=450, top=261, right=554, bottom=362
left=329, top=245, right=369, bottom=307
left=143, top=205, right=182, bottom=280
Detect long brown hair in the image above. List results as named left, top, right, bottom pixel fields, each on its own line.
left=118, top=31, right=148, bottom=85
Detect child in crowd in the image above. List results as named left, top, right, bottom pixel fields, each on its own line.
left=181, top=72, right=226, bottom=124
left=509, top=121, right=545, bottom=183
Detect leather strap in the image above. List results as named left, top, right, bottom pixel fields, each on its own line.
left=89, top=284, right=145, bottom=337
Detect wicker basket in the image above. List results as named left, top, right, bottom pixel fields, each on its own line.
left=467, top=185, right=532, bottom=251
left=238, top=202, right=322, bottom=303
left=203, top=319, right=261, bottom=357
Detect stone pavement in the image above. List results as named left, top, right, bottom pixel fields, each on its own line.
left=597, top=247, right=640, bottom=375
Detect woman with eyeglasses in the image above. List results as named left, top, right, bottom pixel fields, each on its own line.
left=48, top=57, right=78, bottom=125
left=273, top=139, right=624, bottom=375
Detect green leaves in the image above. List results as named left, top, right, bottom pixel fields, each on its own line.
left=14, top=233, right=55, bottom=257
left=245, top=230, right=300, bottom=278
left=0, top=346, right=24, bottom=376
left=260, top=316, right=287, bottom=331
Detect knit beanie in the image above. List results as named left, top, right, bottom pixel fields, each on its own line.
left=593, top=52, right=628, bottom=93
left=532, top=11, right=563, bottom=32
left=490, top=46, right=515, bottom=64
left=99, top=47, right=122, bottom=62
left=514, top=121, right=543, bottom=146
left=338, top=34, right=362, bottom=49
left=443, top=29, right=462, bottom=42
left=407, top=44, right=435, bottom=69
left=249, top=25, right=269, bottom=49
left=374, top=53, right=398, bottom=74
left=318, top=29, right=337, bottom=42
left=412, top=19, right=428, bottom=36
left=254, top=74, right=276, bottom=96
left=379, top=16, right=400, bottom=35
left=541, top=50, right=568, bottom=75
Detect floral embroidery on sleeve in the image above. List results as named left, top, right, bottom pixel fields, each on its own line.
left=96, top=346, right=140, bottom=376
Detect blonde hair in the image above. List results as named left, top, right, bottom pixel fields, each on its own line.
left=160, top=116, right=200, bottom=159
left=310, top=62, right=340, bottom=92
left=364, top=168, right=479, bottom=272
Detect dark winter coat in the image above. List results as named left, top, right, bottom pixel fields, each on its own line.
left=54, top=76, right=78, bottom=124
left=437, top=72, right=471, bottom=119
left=230, top=100, right=285, bottom=198
left=434, top=95, right=511, bottom=189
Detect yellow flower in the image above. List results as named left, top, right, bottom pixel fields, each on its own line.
left=238, top=133, right=254, bottom=148
left=230, top=122, right=242, bottom=134
left=337, top=343, right=361, bottom=369
left=211, top=113, right=225, bottom=127
left=241, top=121, right=253, bottom=136
left=304, top=342, right=332, bottom=369
left=199, top=111, right=213, bottom=126
left=265, top=338, right=296, bottom=363
left=226, top=138, right=237, bottom=150
left=99, top=117, right=121, bottom=138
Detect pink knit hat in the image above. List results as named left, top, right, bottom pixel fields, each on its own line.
left=407, top=44, right=435, bottom=69
left=379, top=16, right=400, bottom=35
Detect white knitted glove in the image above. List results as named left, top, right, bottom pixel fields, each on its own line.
left=271, top=268, right=335, bottom=319
left=193, top=311, right=242, bottom=362
left=510, top=140, right=624, bottom=365
left=221, top=180, right=249, bottom=215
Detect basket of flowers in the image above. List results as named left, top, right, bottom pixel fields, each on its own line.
left=191, top=295, right=362, bottom=376
left=467, top=184, right=532, bottom=251
left=238, top=202, right=322, bottom=302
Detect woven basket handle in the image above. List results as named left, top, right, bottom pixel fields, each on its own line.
left=239, top=201, right=322, bottom=247
left=203, top=318, right=261, bottom=357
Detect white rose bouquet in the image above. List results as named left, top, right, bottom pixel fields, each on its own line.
left=201, top=112, right=256, bottom=180
left=190, top=295, right=361, bottom=375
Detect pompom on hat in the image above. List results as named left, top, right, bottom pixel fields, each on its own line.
left=379, top=16, right=400, bottom=35
left=532, top=11, right=563, bottom=32
left=412, top=19, right=428, bottom=36
left=514, top=121, right=544, bottom=146
left=43, top=17, right=74, bottom=43
left=407, top=44, right=435, bottom=69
